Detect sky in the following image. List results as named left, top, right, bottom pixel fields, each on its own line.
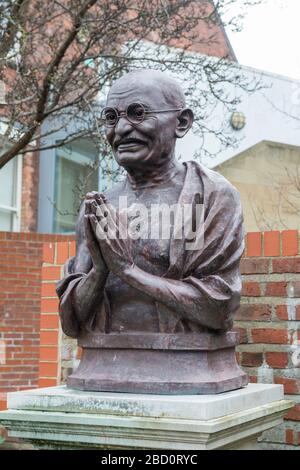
left=224, top=0, right=300, bottom=80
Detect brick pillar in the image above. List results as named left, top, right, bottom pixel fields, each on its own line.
left=236, top=230, right=300, bottom=449
left=38, top=241, right=76, bottom=387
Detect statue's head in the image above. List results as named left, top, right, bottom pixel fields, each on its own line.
left=103, top=69, right=194, bottom=170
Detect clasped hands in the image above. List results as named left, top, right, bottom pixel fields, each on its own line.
left=84, top=191, right=133, bottom=277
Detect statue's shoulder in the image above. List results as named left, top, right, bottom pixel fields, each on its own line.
left=186, top=160, right=240, bottom=200
left=205, top=166, right=238, bottom=196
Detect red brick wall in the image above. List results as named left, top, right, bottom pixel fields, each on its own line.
left=169, top=1, right=235, bottom=59
left=2, top=2, right=234, bottom=237
left=38, top=230, right=300, bottom=450
left=236, top=230, right=300, bottom=449
left=0, top=232, right=74, bottom=410
left=1, top=230, right=300, bottom=449
left=39, top=241, right=76, bottom=388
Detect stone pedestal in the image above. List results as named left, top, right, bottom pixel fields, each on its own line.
left=0, top=384, right=293, bottom=450
left=70, top=331, right=248, bottom=394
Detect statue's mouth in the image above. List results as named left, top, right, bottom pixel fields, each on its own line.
left=116, top=138, right=147, bottom=152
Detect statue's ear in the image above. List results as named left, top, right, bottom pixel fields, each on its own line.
left=175, top=108, right=194, bottom=138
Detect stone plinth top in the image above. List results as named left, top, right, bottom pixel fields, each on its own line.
left=0, top=383, right=294, bottom=449
left=8, top=383, right=284, bottom=421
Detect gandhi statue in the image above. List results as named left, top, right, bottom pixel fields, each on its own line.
left=57, top=69, right=248, bottom=394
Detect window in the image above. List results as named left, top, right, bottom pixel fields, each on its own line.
left=53, top=140, right=99, bottom=233
left=38, top=136, right=120, bottom=234
left=0, top=149, right=22, bottom=231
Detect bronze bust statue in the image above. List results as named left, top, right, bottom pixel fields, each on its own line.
left=57, top=69, right=248, bottom=394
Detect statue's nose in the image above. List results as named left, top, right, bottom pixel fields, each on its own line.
left=114, top=115, right=132, bottom=137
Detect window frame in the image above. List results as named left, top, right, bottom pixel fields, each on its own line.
left=0, top=142, right=22, bottom=232
left=53, top=142, right=100, bottom=233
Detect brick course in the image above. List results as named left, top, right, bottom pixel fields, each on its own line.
left=236, top=230, right=300, bottom=449
left=1, top=229, right=300, bottom=449
left=38, top=240, right=75, bottom=388
left=0, top=232, right=74, bottom=410
left=36, top=229, right=300, bottom=450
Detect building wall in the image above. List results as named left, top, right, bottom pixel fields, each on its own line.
left=165, top=0, right=236, bottom=59
left=1, top=230, right=300, bottom=449
left=237, top=230, right=300, bottom=449
left=2, top=2, right=234, bottom=235
left=0, top=232, right=74, bottom=411
left=216, top=141, right=300, bottom=232
left=21, top=151, right=40, bottom=232
left=37, top=231, right=300, bottom=450
left=178, top=68, right=300, bottom=170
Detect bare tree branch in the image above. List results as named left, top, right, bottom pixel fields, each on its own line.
left=0, top=0, right=263, bottom=169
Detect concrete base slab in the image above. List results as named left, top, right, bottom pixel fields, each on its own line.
left=0, top=384, right=293, bottom=450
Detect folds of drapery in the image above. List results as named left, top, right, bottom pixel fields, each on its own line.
left=56, top=261, right=87, bottom=337
left=56, top=161, right=244, bottom=336
left=154, top=161, right=244, bottom=332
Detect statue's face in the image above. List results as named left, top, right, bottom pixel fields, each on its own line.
left=105, top=79, right=180, bottom=169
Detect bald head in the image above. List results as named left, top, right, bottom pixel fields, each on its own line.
left=105, top=68, right=193, bottom=170
left=107, top=69, right=186, bottom=109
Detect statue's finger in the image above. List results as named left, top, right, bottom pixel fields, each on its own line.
left=86, top=191, right=98, bottom=199
left=84, top=214, right=90, bottom=232
left=85, top=199, right=96, bottom=215
left=96, top=203, right=117, bottom=233
left=106, top=202, right=118, bottom=225
left=84, top=215, right=95, bottom=246
left=95, top=202, right=105, bottom=218
left=84, top=215, right=104, bottom=262
left=90, top=214, right=109, bottom=241
left=89, top=213, right=99, bottom=231
left=116, top=211, right=128, bottom=239
left=94, top=192, right=106, bottom=204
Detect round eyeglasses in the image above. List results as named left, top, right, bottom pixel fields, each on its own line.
left=101, top=102, right=182, bottom=128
